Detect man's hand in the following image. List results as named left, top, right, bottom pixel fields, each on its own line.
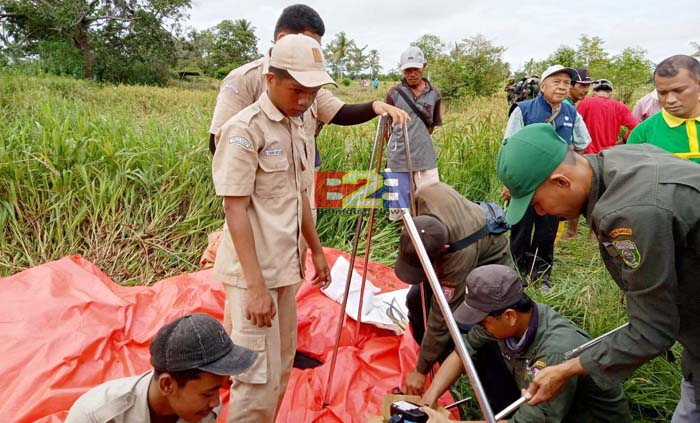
left=419, top=406, right=486, bottom=423
left=372, top=101, right=410, bottom=127
left=404, top=369, right=427, bottom=395
left=310, top=250, right=331, bottom=289
left=420, top=406, right=451, bottom=423
left=245, top=286, right=276, bottom=328
left=525, top=359, right=582, bottom=405
left=501, top=186, right=511, bottom=201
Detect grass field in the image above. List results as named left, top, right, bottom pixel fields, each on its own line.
left=0, top=72, right=680, bottom=421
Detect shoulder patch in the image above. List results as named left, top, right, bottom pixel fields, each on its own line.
left=609, top=227, right=633, bottom=238
left=223, top=83, right=240, bottom=95
left=229, top=136, right=252, bottom=150
left=613, top=240, right=641, bottom=268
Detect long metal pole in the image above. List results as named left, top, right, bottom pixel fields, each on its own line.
left=401, top=209, right=497, bottom=423
left=564, top=322, right=630, bottom=360
left=323, top=116, right=385, bottom=407
left=354, top=117, right=387, bottom=343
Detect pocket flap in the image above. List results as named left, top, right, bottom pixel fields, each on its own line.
left=259, top=155, right=289, bottom=173
left=232, top=332, right=266, bottom=351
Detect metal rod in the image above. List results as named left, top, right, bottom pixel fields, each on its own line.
left=354, top=116, right=387, bottom=343
left=445, top=396, right=472, bottom=410
left=495, top=396, right=527, bottom=420
left=403, top=125, right=416, bottom=215
left=564, top=322, right=630, bottom=360
left=401, top=209, right=497, bottom=423
left=323, top=117, right=386, bottom=407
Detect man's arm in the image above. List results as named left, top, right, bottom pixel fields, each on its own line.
left=223, top=196, right=275, bottom=328
left=421, top=351, right=465, bottom=408
left=572, top=112, right=592, bottom=152
left=503, top=107, right=524, bottom=139
left=530, top=206, right=679, bottom=403
left=300, top=190, right=330, bottom=289
left=618, top=103, right=639, bottom=142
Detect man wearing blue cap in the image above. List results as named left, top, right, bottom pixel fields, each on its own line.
left=497, top=123, right=700, bottom=423
left=66, top=314, right=257, bottom=423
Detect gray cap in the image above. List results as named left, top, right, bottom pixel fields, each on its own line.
left=150, top=313, right=257, bottom=376
left=394, top=215, right=448, bottom=285
left=400, top=46, right=426, bottom=70
left=454, top=265, right=524, bottom=325
left=592, top=79, right=614, bottom=90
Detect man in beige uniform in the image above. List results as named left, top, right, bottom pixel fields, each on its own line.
left=209, top=4, right=408, bottom=166
left=211, top=34, right=333, bottom=423
left=65, top=314, right=256, bottom=423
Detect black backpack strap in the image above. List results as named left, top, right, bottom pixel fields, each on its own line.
left=445, top=225, right=490, bottom=253
left=395, top=88, right=431, bottom=129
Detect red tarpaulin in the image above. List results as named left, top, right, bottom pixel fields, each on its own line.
left=0, top=248, right=456, bottom=422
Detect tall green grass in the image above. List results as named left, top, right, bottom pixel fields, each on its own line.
left=0, top=74, right=680, bottom=420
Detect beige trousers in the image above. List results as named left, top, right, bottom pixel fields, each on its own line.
left=225, top=282, right=300, bottom=423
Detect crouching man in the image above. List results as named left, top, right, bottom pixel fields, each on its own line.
left=421, top=265, right=631, bottom=422
left=66, top=313, right=257, bottom=423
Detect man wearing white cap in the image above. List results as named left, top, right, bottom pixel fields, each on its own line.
left=502, top=64, right=590, bottom=290
left=385, top=46, right=442, bottom=191
left=211, top=34, right=335, bottom=423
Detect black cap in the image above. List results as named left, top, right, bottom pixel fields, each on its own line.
left=573, top=68, right=593, bottom=84
left=454, top=265, right=524, bottom=325
left=150, top=314, right=257, bottom=376
left=394, top=215, right=448, bottom=284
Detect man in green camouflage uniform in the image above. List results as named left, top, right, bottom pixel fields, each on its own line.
left=497, top=123, right=700, bottom=422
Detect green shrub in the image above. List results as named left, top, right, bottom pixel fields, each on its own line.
left=341, top=77, right=352, bottom=87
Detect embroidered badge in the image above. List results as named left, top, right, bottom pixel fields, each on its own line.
left=609, top=227, right=633, bottom=238
left=442, top=286, right=455, bottom=302
left=564, top=116, right=570, bottom=121
left=229, top=136, right=252, bottom=149
left=526, top=360, right=547, bottom=382
left=224, top=83, right=240, bottom=94
left=613, top=240, right=641, bottom=269
left=262, top=149, right=283, bottom=157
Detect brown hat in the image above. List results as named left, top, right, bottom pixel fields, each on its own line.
left=454, top=265, right=524, bottom=325
left=269, top=34, right=336, bottom=88
left=394, top=215, right=448, bottom=284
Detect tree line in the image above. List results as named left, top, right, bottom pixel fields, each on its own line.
left=1, top=1, right=698, bottom=97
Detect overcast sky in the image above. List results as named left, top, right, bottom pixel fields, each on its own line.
left=187, top=0, right=698, bottom=73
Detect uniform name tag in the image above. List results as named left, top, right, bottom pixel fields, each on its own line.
left=263, top=149, right=283, bottom=157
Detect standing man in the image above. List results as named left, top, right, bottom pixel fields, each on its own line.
left=211, top=34, right=334, bottom=423
left=497, top=123, right=700, bottom=423
left=209, top=4, right=408, bottom=158
left=66, top=314, right=257, bottom=423
left=561, top=67, right=593, bottom=239
left=578, top=79, right=638, bottom=154
left=396, top=182, right=520, bottom=412
left=627, top=55, right=700, bottom=163
left=565, top=67, right=593, bottom=105
left=503, top=65, right=590, bottom=289
left=385, top=46, right=442, bottom=189
left=632, top=88, right=662, bottom=122
left=420, top=265, right=631, bottom=422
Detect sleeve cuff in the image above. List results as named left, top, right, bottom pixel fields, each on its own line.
left=579, top=351, right=618, bottom=390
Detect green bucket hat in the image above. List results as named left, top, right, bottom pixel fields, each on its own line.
left=496, top=123, right=569, bottom=224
